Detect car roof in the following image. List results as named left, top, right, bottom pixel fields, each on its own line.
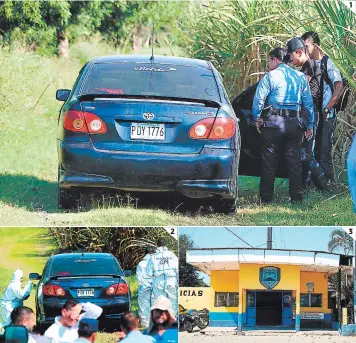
left=91, top=55, right=211, bottom=69
left=52, top=253, right=114, bottom=260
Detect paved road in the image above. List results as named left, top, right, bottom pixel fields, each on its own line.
left=179, top=333, right=355, bottom=343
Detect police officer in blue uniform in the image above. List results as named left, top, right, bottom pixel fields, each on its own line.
left=252, top=47, right=314, bottom=203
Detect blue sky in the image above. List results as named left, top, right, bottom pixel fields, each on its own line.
left=179, top=227, right=352, bottom=285
left=179, top=226, right=348, bottom=252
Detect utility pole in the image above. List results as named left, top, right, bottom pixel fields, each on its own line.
left=267, top=227, right=273, bottom=249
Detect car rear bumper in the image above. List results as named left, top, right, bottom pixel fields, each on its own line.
left=58, top=140, right=238, bottom=198
left=39, top=298, right=130, bottom=325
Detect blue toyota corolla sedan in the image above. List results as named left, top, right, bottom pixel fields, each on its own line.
left=56, top=55, right=240, bottom=210
left=30, top=253, right=131, bottom=331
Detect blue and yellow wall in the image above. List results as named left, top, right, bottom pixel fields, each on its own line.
left=179, top=264, right=333, bottom=331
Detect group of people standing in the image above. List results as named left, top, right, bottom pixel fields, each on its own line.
left=0, top=238, right=178, bottom=343
left=252, top=31, right=346, bottom=203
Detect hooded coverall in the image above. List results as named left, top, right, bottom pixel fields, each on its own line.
left=136, top=254, right=154, bottom=328
left=146, top=247, right=178, bottom=315
left=0, top=269, right=33, bottom=327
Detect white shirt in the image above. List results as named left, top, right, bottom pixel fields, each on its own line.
left=44, top=317, right=80, bottom=343
left=28, top=335, right=38, bottom=343
left=44, top=303, right=102, bottom=343
left=72, top=337, right=92, bottom=343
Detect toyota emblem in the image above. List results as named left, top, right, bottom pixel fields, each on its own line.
left=143, top=113, right=155, bottom=120
left=83, top=283, right=89, bottom=288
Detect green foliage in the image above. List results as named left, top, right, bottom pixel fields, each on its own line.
left=48, top=227, right=178, bottom=270
left=96, top=0, right=186, bottom=48
left=0, top=0, right=71, bottom=53
left=328, top=229, right=354, bottom=255
left=0, top=0, right=186, bottom=53
left=179, top=234, right=207, bottom=287
left=184, top=0, right=356, bottom=94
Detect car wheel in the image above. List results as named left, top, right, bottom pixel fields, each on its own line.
left=58, top=167, right=80, bottom=209
left=58, top=186, right=80, bottom=209
left=184, top=320, right=194, bottom=333
left=213, top=197, right=236, bottom=214
left=214, top=136, right=240, bottom=214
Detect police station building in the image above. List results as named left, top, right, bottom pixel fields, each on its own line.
left=182, top=248, right=352, bottom=331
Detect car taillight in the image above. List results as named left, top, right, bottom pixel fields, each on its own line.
left=43, top=285, right=66, bottom=296
left=63, top=110, right=107, bottom=134
left=189, top=117, right=235, bottom=140
left=106, top=283, right=129, bottom=295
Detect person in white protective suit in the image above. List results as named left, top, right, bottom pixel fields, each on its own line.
left=0, top=269, right=33, bottom=328
left=146, top=238, right=178, bottom=315
left=44, top=300, right=102, bottom=343
left=136, top=246, right=155, bottom=328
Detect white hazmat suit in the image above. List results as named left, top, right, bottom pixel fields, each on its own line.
left=136, top=254, right=154, bottom=328
left=146, top=246, right=178, bottom=315
left=0, top=269, right=33, bottom=327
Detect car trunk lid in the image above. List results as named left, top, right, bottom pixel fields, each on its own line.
left=79, top=96, right=220, bottom=154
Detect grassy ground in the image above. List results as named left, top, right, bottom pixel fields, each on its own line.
left=0, top=43, right=355, bottom=226
left=0, top=228, right=138, bottom=343
left=0, top=228, right=56, bottom=311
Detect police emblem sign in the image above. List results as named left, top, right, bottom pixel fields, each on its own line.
left=259, top=266, right=281, bottom=290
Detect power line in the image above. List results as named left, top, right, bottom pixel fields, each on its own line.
left=225, top=227, right=254, bottom=248
left=227, top=229, right=253, bottom=248
left=255, top=243, right=267, bottom=248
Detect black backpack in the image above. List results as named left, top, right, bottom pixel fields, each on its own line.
left=320, top=55, right=350, bottom=112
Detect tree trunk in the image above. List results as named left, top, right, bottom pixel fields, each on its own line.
left=56, top=29, right=69, bottom=58
left=338, top=268, right=342, bottom=327
left=132, top=24, right=150, bottom=53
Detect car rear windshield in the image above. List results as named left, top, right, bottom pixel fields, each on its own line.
left=50, top=257, right=122, bottom=277
left=80, top=62, right=221, bottom=102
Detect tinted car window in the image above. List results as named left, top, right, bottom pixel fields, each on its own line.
left=50, top=256, right=122, bottom=277
left=80, top=63, right=220, bottom=102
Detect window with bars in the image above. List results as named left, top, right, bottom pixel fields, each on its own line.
left=300, top=293, right=322, bottom=307
left=215, top=292, right=239, bottom=307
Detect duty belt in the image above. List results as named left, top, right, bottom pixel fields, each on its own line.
left=270, top=109, right=300, bottom=118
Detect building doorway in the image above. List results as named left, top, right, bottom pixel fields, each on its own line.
left=246, top=291, right=293, bottom=327
left=256, top=291, right=282, bottom=325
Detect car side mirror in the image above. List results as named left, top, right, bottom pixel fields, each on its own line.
left=29, top=273, right=41, bottom=280
left=5, top=326, right=29, bottom=343
left=56, top=89, right=71, bottom=101
left=124, top=270, right=132, bottom=277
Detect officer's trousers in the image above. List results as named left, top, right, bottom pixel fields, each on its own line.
left=260, top=115, right=304, bottom=203
left=302, top=111, right=327, bottom=190
left=315, top=116, right=336, bottom=182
